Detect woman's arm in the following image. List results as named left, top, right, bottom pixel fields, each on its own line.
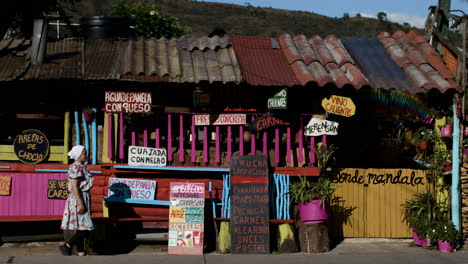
left=70, top=178, right=86, bottom=215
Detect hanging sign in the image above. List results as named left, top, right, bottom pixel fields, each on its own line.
left=47, top=180, right=69, bottom=199
left=105, top=91, right=152, bottom=113
left=128, top=146, right=167, bottom=167
left=108, top=177, right=157, bottom=200
left=194, top=114, right=247, bottom=126
left=230, top=156, right=270, bottom=254
left=13, top=129, right=49, bottom=164
left=267, top=88, right=287, bottom=110
left=321, top=95, right=356, bottom=117
left=168, top=182, right=205, bottom=255
left=0, top=176, right=12, bottom=196
left=304, top=118, right=339, bottom=136
left=249, top=113, right=290, bottom=132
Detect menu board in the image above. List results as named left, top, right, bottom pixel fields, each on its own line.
left=0, top=176, right=12, bottom=196
left=230, top=155, right=270, bottom=254
left=168, top=182, right=205, bottom=255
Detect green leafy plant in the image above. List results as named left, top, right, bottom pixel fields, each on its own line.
left=82, top=107, right=95, bottom=115
left=430, top=219, right=461, bottom=243
left=111, top=0, right=191, bottom=38
left=314, top=144, right=337, bottom=172
left=401, top=191, right=443, bottom=237
left=290, top=176, right=335, bottom=205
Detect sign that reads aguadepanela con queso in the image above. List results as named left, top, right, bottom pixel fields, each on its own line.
left=169, top=182, right=205, bottom=255
left=108, top=178, right=157, bottom=200
left=105, top=91, right=152, bottom=113
left=230, top=156, right=269, bottom=254
left=14, top=129, right=49, bottom=164
left=128, top=146, right=167, bottom=167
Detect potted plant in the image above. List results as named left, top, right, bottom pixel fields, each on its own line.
left=82, top=107, right=95, bottom=122
left=290, top=175, right=335, bottom=224
left=430, top=219, right=461, bottom=252
left=314, top=144, right=337, bottom=176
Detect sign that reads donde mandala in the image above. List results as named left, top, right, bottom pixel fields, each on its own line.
left=105, top=91, right=152, bottom=113
left=128, top=146, right=167, bottom=167
left=321, top=95, right=356, bottom=117
left=304, top=118, right=339, bottom=136
left=14, top=129, right=49, bottom=164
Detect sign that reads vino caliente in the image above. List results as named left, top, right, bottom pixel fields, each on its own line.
left=14, top=129, right=49, bottom=164
left=321, top=95, right=356, bottom=117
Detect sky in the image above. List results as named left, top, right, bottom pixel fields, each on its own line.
left=204, top=0, right=467, bottom=29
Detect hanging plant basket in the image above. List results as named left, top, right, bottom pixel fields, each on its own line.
left=83, top=108, right=95, bottom=122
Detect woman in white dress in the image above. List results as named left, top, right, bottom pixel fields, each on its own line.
left=59, top=145, right=94, bottom=256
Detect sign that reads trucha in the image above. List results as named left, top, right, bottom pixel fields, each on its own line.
left=304, top=118, right=339, bottom=136
left=128, top=146, right=167, bottom=167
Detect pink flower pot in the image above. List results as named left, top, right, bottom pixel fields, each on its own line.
left=440, top=124, right=453, bottom=137
left=299, top=200, right=328, bottom=224
left=437, top=240, right=453, bottom=252
left=412, top=229, right=430, bottom=246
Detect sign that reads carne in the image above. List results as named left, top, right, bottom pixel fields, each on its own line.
left=14, top=129, right=49, bottom=164
left=304, top=118, right=339, bottom=136
left=105, top=91, right=152, bottom=113
left=194, top=114, right=247, bottom=126
left=128, top=146, right=167, bottom=167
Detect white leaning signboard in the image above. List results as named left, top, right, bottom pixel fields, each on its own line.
left=128, top=146, right=167, bottom=167
left=304, top=118, right=339, bottom=136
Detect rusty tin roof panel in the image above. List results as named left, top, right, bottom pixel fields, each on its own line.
left=121, top=36, right=239, bottom=83
left=229, top=34, right=298, bottom=86
left=377, top=29, right=460, bottom=93
left=278, top=33, right=368, bottom=88
left=0, top=39, right=30, bottom=81
left=84, top=39, right=121, bottom=80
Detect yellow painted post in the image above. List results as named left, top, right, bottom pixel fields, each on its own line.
left=63, top=111, right=70, bottom=164
left=103, top=200, right=109, bottom=218
left=102, top=113, right=111, bottom=163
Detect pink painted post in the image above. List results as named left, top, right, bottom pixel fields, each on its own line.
left=155, top=128, right=160, bottom=148
left=251, top=116, right=255, bottom=155
left=227, top=126, right=232, bottom=162
left=275, top=128, right=280, bottom=164
left=191, top=115, right=196, bottom=163
left=215, top=126, right=220, bottom=163
left=107, top=113, right=112, bottom=159
left=168, top=113, right=172, bottom=162
left=298, top=116, right=303, bottom=164
left=263, top=131, right=267, bottom=156
left=286, top=127, right=291, bottom=164
left=119, top=112, right=124, bottom=160
left=203, top=126, right=208, bottom=163
left=144, top=130, right=148, bottom=147
left=179, top=114, right=184, bottom=163
left=131, top=131, right=136, bottom=146
left=239, top=125, right=244, bottom=156
left=310, top=136, right=316, bottom=164
left=322, top=134, right=327, bottom=147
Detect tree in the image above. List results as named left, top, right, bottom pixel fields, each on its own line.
left=355, top=13, right=361, bottom=18
left=342, top=13, right=350, bottom=19
left=111, top=0, right=191, bottom=39
left=377, top=11, right=387, bottom=21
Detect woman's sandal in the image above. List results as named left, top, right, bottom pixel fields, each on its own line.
left=59, top=244, right=72, bottom=256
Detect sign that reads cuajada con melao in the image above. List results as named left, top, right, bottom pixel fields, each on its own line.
left=128, top=146, right=167, bottom=167
left=13, top=129, right=49, bottom=164
left=105, top=91, right=152, bottom=113
left=321, top=95, right=356, bottom=117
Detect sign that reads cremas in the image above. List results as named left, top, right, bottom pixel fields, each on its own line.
left=267, top=88, right=287, bottom=110
left=321, top=95, right=356, bottom=117
left=128, top=146, right=167, bottom=167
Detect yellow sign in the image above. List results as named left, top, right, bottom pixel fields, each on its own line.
left=169, top=207, right=186, bottom=222
left=0, top=176, right=12, bottom=195
left=321, top=95, right=356, bottom=117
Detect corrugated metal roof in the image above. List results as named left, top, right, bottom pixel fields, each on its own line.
left=84, top=39, right=121, bottom=80
left=377, top=29, right=460, bottom=94
left=278, top=33, right=369, bottom=88
left=0, top=38, right=30, bottom=81
left=121, top=35, right=240, bottom=83
left=229, top=34, right=298, bottom=86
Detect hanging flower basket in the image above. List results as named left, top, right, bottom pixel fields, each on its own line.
left=440, top=124, right=453, bottom=137
left=83, top=108, right=95, bottom=122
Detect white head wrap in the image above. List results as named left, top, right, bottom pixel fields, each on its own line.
left=68, top=145, right=85, bottom=160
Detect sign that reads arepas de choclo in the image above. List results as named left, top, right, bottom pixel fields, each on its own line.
left=321, top=95, right=356, bottom=117
left=14, top=129, right=49, bottom=164
left=304, top=118, right=339, bottom=136
left=105, top=91, right=152, bottom=113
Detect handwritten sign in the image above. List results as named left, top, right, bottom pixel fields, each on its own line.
left=194, top=114, right=247, bottom=126
left=169, top=182, right=205, bottom=255
left=0, top=176, right=12, bottom=196
left=304, top=118, right=339, bottom=136
left=14, top=129, right=49, bottom=164
left=230, top=156, right=269, bottom=254
left=267, top=88, right=287, bottom=109
left=47, top=180, right=68, bottom=199
left=105, top=91, right=152, bottom=113
left=249, top=113, right=290, bottom=132
left=332, top=169, right=425, bottom=186
left=128, top=146, right=167, bottom=167
left=321, top=95, right=356, bottom=117
left=108, top=178, right=157, bottom=200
